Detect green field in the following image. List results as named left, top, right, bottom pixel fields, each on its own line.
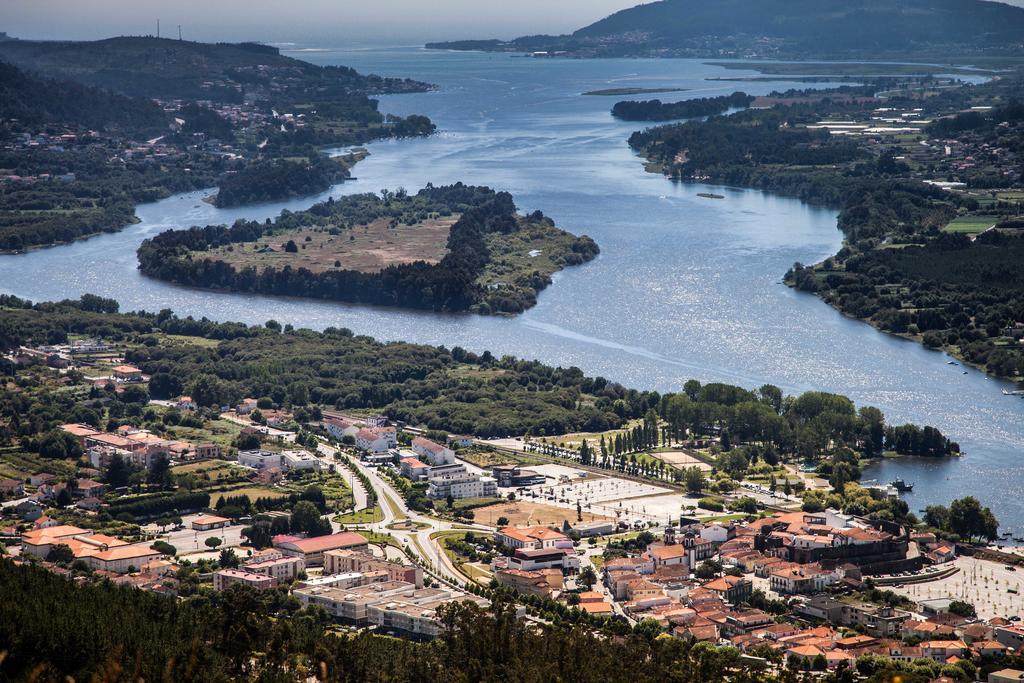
left=943, top=215, right=1000, bottom=234
left=335, top=504, right=384, bottom=525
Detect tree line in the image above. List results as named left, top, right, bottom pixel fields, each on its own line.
left=612, top=91, right=754, bottom=122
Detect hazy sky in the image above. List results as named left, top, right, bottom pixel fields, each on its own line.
left=2, top=0, right=646, bottom=45
left=7, top=0, right=1024, bottom=46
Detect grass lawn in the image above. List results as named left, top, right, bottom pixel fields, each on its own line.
left=164, top=418, right=245, bottom=449
left=335, top=504, right=384, bottom=525
left=171, top=459, right=244, bottom=478
left=155, top=333, right=222, bottom=349
left=943, top=215, right=1000, bottom=234
left=196, top=216, right=456, bottom=275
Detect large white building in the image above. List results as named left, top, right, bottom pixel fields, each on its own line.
left=323, top=417, right=360, bottom=441
left=411, top=437, right=455, bottom=466
left=238, top=449, right=321, bottom=472
left=427, top=470, right=497, bottom=500
left=355, top=427, right=397, bottom=454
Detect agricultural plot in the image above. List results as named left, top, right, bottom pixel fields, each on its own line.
left=197, top=216, right=456, bottom=275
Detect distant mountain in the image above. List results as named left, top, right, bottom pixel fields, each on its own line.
left=0, top=36, right=430, bottom=104
left=428, top=0, right=1024, bottom=59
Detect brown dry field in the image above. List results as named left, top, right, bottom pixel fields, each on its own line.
left=200, top=216, right=456, bottom=274
left=651, top=451, right=713, bottom=471
left=473, top=500, right=614, bottom=528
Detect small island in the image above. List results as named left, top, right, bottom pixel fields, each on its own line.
left=611, top=92, right=753, bottom=122
left=583, top=87, right=687, bottom=97
left=137, top=184, right=599, bottom=315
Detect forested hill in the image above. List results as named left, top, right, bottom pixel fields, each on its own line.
left=428, top=0, right=1024, bottom=58
left=0, top=36, right=431, bottom=103
left=0, top=61, right=168, bottom=136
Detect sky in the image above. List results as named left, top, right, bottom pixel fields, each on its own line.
left=1, top=0, right=645, bottom=45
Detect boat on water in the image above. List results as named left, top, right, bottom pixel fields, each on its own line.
left=890, top=479, right=914, bottom=492
left=947, top=360, right=959, bottom=365
left=1003, top=389, right=1024, bottom=396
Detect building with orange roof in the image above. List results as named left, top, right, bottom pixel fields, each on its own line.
left=920, top=640, right=968, bottom=662
left=576, top=591, right=613, bottom=615
left=21, top=524, right=162, bottom=572
left=703, top=575, right=752, bottom=605
left=770, top=563, right=836, bottom=595
left=493, top=567, right=562, bottom=598
left=786, top=644, right=826, bottom=664
left=644, top=543, right=688, bottom=568
left=495, top=526, right=569, bottom=551
left=274, top=531, right=368, bottom=566
left=191, top=514, right=231, bottom=531
left=973, top=640, right=1009, bottom=658
left=61, top=423, right=100, bottom=445
left=112, top=365, right=144, bottom=382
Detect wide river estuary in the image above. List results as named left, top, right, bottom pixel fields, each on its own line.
left=1, top=49, right=1021, bottom=529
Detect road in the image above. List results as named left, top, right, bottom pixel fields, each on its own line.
left=313, top=439, right=492, bottom=588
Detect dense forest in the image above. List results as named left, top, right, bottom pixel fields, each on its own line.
left=627, top=80, right=1024, bottom=379
left=789, top=232, right=1024, bottom=377
left=0, top=61, right=168, bottom=135
left=428, top=0, right=1024, bottom=59
left=611, top=92, right=753, bottom=122
left=214, top=156, right=350, bottom=207
left=137, top=184, right=599, bottom=315
left=0, top=560, right=775, bottom=683
left=0, top=145, right=224, bottom=252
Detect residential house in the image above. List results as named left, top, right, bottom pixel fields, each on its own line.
left=112, top=365, right=144, bottom=382
left=0, top=478, right=24, bottom=498
left=16, top=499, right=43, bottom=521
left=703, top=576, right=752, bottom=605
left=72, top=479, right=105, bottom=499
left=920, top=640, right=968, bottom=662
left=194, top=443, right=222, bottom=460
left=770, top=564, right=835, bottom=595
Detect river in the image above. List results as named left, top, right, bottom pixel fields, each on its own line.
left=0, top=48, right=1020, bottom=529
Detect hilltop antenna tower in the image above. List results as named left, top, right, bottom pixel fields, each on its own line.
left=156, top=18, right=160, bottom=38
left=178, top=25, right=182, bottom=40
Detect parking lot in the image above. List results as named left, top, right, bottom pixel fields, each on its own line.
left=888, top=557, right=1024, bottom=621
